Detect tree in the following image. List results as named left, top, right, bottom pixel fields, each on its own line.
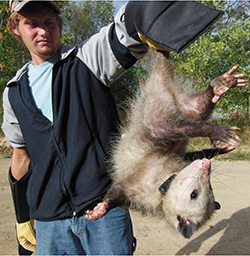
left=172, top=1, right=250, bottom=116
left=62, top=1, right=114, bottom=45
left=0, top=1, right=30, bottom=110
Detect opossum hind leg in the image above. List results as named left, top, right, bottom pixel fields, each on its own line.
left=84, top=202, right=109, bottom=221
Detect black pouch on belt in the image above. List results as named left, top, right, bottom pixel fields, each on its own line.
left=9, top=168, right=32, bottom=223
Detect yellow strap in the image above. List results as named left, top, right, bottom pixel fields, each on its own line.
left=138, top=32, right=170, bottom=52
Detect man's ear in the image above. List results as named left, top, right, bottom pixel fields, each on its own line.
left=8, top=20, right=20, bottom=36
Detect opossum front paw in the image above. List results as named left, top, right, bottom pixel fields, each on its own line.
left=210, top=65, right=248, bottom=104
left=84, top=202, right=109, bottom=221
left=210, top=127, right=240, bottom=148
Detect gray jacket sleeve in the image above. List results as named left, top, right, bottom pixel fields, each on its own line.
left=76, top=3, right=149, bottom=86
left=1, top=87, right=25, bottom=148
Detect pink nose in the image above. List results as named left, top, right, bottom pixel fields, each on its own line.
left=201, top=158, right=211, bottom=169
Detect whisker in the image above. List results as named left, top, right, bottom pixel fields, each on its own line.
left=179, top=175, right=199, bottom=200
left=211, top=174, right=244, bottom=196
left=212, top=171, right=243, bottom=178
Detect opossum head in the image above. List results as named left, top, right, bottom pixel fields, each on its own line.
left=160, top=158, right=220, bottom=239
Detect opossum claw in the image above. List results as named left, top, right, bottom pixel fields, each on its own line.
left=211, top=140, right=238, bottom=149
left=217, top=145, right=235, bottom=154
left=210, top=125, right=240, bottom=148
left=211, top=140, right=221, bottom=148
left=229, top=126, right=241, bottom=131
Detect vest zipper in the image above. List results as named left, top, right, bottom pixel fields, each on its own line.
left=51, top=123, right=76, bottom=217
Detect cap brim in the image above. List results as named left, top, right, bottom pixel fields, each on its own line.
left=13, top=0, right=61, bottom=14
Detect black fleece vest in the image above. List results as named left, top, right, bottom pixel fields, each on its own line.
left=8, top=51, right=120, bottom=220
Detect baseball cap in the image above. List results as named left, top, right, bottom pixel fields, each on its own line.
left=9, top=0, right=61, bottom=14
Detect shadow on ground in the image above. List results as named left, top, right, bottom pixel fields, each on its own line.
left=176, top=207, right=250, bottom=255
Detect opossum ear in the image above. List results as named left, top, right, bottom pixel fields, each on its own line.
left=177, top=216, right=196, bottom=239
left=159, top=174, right=177, bottom=195
left=215, top=201, right=221, bottom=210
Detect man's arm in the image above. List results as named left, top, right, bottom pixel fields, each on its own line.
left=2, top=84, right=35, bottom=254
left=11, top=147, right=30, bottom=181
left=76, top=3, right=149, bottom=87
left=9, top=148, right=36, bottom=254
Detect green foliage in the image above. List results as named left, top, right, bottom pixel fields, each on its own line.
left=0, top=1, right=30, bottom=124
left=62, top=1, right=114, bottom=45
left=172, top=1, right=250, bottom=116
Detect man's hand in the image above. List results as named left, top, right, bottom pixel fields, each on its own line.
left=210, top=65, right=248, bottom=104
left=16, top=220, right=36, bottom=252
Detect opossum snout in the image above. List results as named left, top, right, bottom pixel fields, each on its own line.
left=192, top=158, right=211, bottom=171
left=193, top=158, right=211, bottom=177
left=201, top=158, right=211, bottom=177
left=201, top=158, right=211, bottom=169
left=190, top=158, right=211, bottom=178
left=177, top=215, right=196, bottom=239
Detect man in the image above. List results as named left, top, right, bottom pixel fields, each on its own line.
left=2, top=0, right=225, bottom=254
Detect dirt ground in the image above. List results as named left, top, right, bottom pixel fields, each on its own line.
left=0, top=156, right=249, bottom=255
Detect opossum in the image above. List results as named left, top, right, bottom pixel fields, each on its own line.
left=85, top=53, right=247, bottom=239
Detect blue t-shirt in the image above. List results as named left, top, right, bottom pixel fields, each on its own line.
left=27, top=53, right=60, bottom=122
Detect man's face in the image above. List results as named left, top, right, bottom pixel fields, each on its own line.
left=12, top=13, right=61, bottom=65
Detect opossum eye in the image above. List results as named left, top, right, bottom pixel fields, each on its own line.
left=190, top=190, right=198, bottom=200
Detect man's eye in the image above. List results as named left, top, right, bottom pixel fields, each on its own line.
left=45, top=21, right=55, bottom=27
left=27, top=22, right=37, bottom=27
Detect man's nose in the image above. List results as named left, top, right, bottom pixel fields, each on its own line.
left=37, top=24, right=49, bottom=36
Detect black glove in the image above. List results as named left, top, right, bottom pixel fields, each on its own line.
left=125, top=1, right=224, bottom=53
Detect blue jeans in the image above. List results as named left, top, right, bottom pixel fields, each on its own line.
left=36, top=208, right=135, bottom=255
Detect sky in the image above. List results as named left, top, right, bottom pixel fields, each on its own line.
left=113, top=0, right=127, bottom=15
